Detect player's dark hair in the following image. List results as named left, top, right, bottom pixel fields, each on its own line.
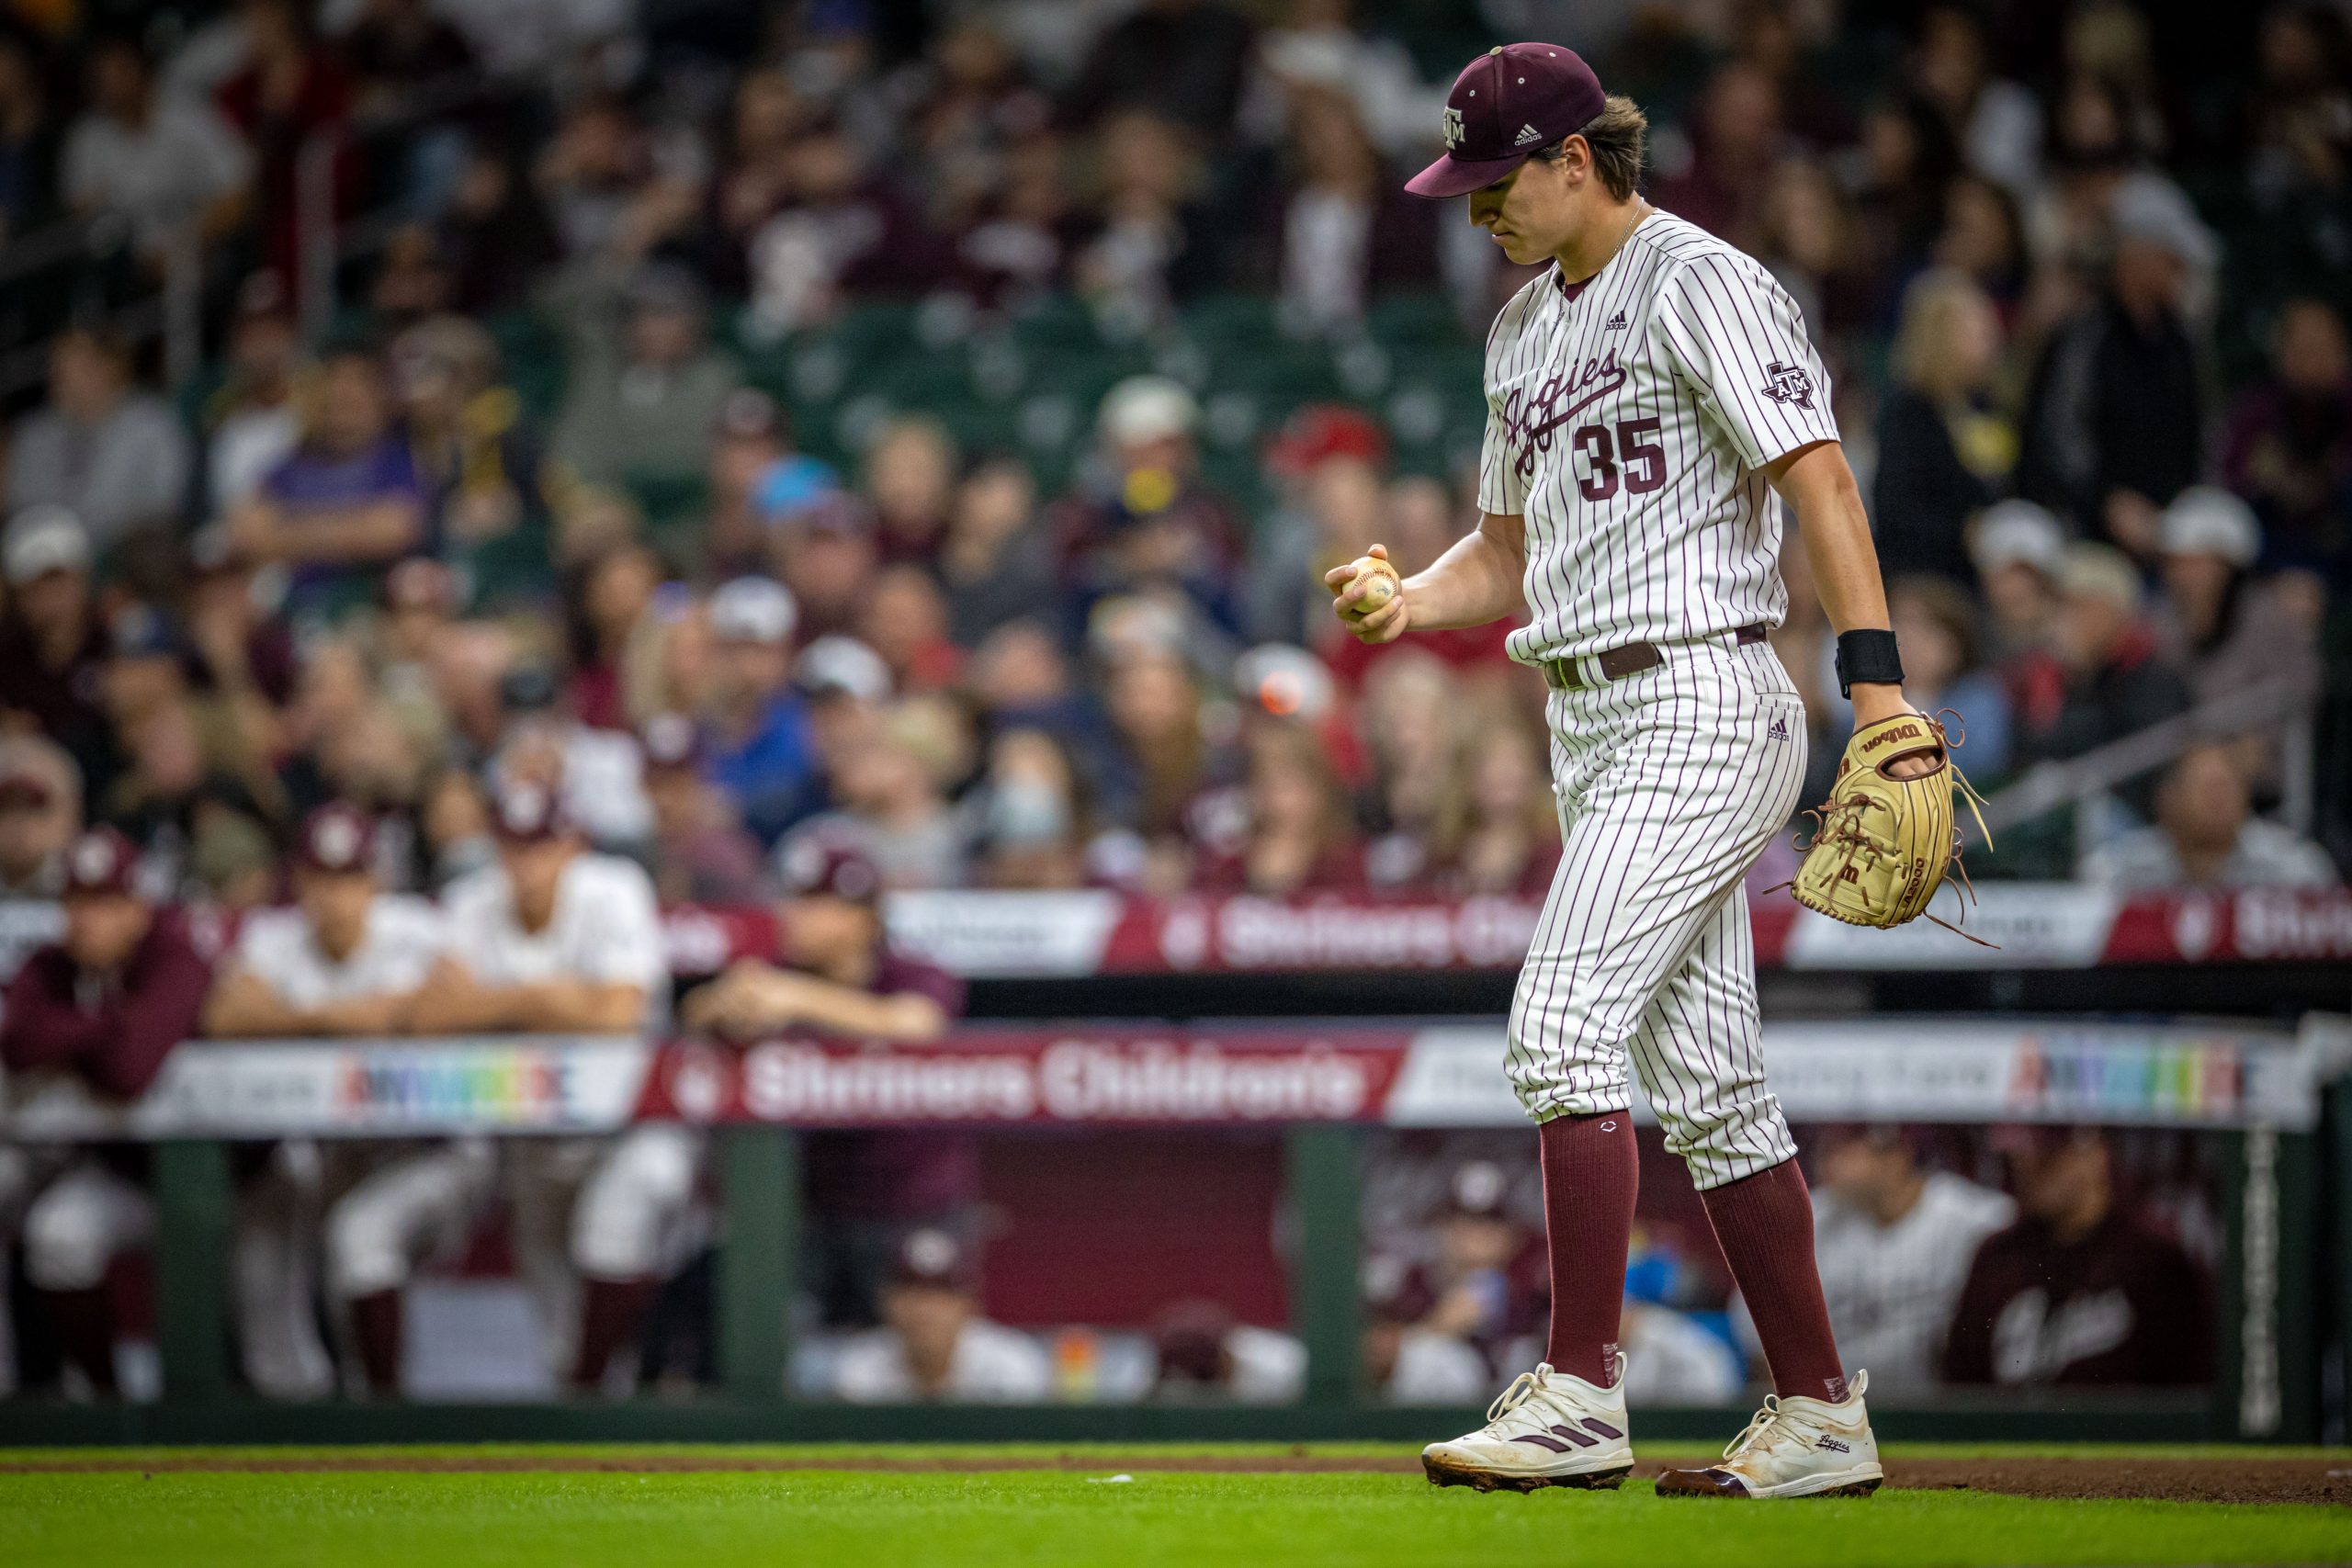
left=1538, top=95, right=1647, bottom=201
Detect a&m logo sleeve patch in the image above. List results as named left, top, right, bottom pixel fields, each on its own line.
left=1759, top=360, right=1815, bottom=411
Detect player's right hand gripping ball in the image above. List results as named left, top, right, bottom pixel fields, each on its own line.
left=1341, top=554, right=1398, bottom=618
left=1791, top=712, right=1985, bottom=933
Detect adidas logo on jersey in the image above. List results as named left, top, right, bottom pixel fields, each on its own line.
left=1767, top=716, right=1790, bottom=741
left=1603, top=310, right=1628, bottom=332
left=1514, top=123, right=1544, bottom=147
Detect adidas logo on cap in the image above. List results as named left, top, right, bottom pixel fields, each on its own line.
left=1514, top=123, right=1544, bottom=147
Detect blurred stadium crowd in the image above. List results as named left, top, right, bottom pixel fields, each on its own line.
left=0, top=0, right=2323, bottom=1401
left=0, top=0, right=2340, bottom=906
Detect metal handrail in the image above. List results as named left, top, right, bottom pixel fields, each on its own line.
left=1974, top=674, right=2323, bottom=837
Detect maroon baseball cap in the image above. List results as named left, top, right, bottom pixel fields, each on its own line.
left=1405, top=43, right=1607, bottom=199
left=775, top=829, right=881, bottom=905
left=62, top=827, right=141, bottom=898
left=297, top=802, right=378, bottom=874
left=491, top=781, right=570, bottom=844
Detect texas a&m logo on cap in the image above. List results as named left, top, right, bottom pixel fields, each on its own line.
left=1442, top=106, right=1466, bottom=150
left=1759, top=360, right=1815, bottom=412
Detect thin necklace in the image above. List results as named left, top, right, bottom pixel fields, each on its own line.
left=1564, top=199, right=1651, bottom=290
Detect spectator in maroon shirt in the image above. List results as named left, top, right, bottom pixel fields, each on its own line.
left=1942, top=1128, right=2215, bottom=1387
left=683, top=829, right=969, bottom=1326
left=1654, top=62, right=1787, bottom=248
left=0, top=827, right=211, bottom=1394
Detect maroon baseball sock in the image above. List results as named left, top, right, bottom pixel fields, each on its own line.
left=39, top=1286, right=118, bottom=1394
left=1700, top=1157, right=1849, bottom=1403
left=347, top=1289, right=404, bottom=1394
left=1537, top=1111, right=1640, bottom=1388
left=571, top=1277, right=661, bottom=1391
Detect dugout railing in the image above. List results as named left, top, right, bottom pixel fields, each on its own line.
left=0, top=1016, right=2340, bottom=1448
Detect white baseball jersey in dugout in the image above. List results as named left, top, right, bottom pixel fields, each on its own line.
left=440, top=852, right=668, bottom=1030
left=226, top=896, right=449, bottom=1010
left=1478, top=210, right=1841, bottom=661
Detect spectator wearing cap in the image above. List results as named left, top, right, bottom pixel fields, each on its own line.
left=705, top=389, right=838, bottom=581
left=702, top=577, right=818, bottom=844
left=204, top=803, right=453, bottom=1398
left=394, top=316, right=556, bottom=584
left=231, top=346, right=431, bottom=619
left=0, top=507, right=119, bottom=809
left=640, top=713, right=768, bottom=904
left=1872, top=269, right=2014, bottom=587
left=491, top=661, right=653, bottom=855
left=201, top=277, right=306, bottom=516
left=2153, top=487, right=2324, bottom=713
left=0, top=828, right=211, bottom=1396
left=1385, top=1161, right=1546, bottom=1382
left=2010, top=543, right=2192, bottom=815
left=1792, top=1124, right=2015, bottom=1395
left=685, top=829, right=971, bottom=1327
left=821, top=1228, right=1050, bottom=1403
left=2017, top=175, right=2212, bottom=552
left=1054, top=376, right=1246, bottom=635
left=0, top=736, right=82, bottom=898
left=550, top=261, right=742, bottom=494
left=5, top=326, right=191, bottom=561
left=413, top=780, right=678, bottom=1393
left=774, top=494, right=881, bottom=646
left=2222, top=298, right=2352, bottom=591
left=2083, top=742, right=2339, bottom=892
left=938, top=458, right=1056, bottom=649
left=1967, top=499, right=2067, bottom=665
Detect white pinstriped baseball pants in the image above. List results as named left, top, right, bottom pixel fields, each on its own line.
left=1507, top=635, right=1808, bottom=1189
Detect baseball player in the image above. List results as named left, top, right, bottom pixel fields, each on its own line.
left=204, top=803, right=454, bottom=1397
left=374, top=783, right=674, bottom=1393
left=1333, top=43, right=1938, bottom=1500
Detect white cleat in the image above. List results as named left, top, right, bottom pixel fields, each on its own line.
left=1421, top=1357, right=1635, bottom=1493
left=1656, top=1370, right=1883, bottom=1499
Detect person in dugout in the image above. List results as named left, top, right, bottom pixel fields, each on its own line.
left=0, top=827, right=211, bottom=1395
left=315, top=780, right=672, bottom=1394
left=683, top=828, right=967, bottom=1328
left=203, top=802, right=452, bottom=1397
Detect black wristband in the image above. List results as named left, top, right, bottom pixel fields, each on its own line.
left=1834, top=628, right=1904, bottom=697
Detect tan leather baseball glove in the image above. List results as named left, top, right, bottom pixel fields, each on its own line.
left=1788, top=711, right=1989, bottom=938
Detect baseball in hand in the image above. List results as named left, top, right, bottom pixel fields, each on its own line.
left=1345, top=555, right=1399, bottom=616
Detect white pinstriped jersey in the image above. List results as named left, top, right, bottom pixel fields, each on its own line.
left=1478, top=211, right=1841, bottom=661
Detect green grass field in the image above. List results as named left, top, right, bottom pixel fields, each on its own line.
left=3, top=1446, right=2347, bottom=1568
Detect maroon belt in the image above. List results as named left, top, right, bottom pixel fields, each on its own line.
left=1540, top=624, right=1768, bottom=693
